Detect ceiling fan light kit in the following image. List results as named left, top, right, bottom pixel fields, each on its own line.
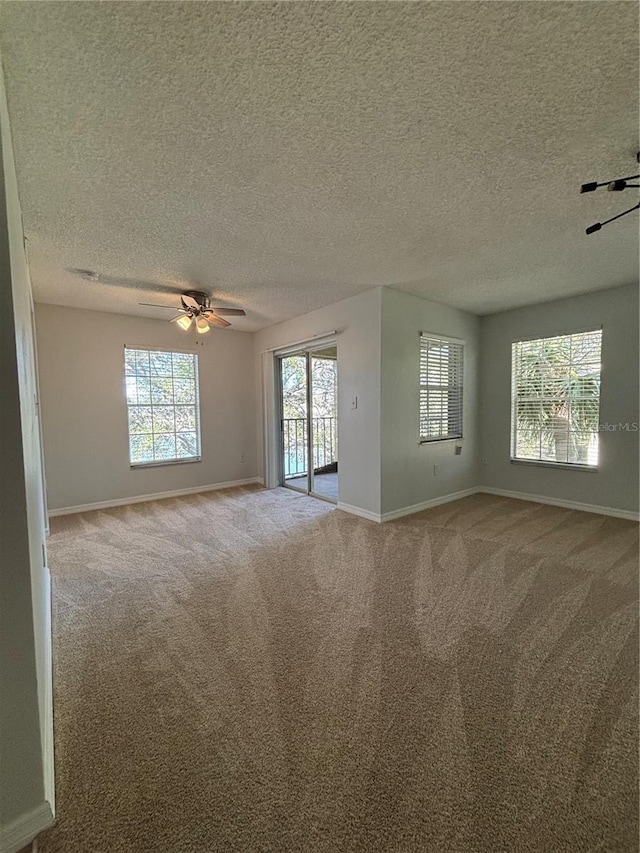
left=581, top=151, right=640, bottom=235
left=175, top=314, right=193, bottom=331
left=137, top=289, right=246, bottom=333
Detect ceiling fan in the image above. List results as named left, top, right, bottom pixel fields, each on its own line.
left=139, top=291, right=246, bottom=333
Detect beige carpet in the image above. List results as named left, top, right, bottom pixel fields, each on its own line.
left=41, top=487, right=638, bottom=852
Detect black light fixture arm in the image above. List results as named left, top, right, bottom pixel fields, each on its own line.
left=582, top=152, right=640, bottom=235
left=585, top=202, right=640, bottom=235
left=580, top=173, right=639, bottom=193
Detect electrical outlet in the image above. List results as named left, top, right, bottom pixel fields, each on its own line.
left=433, top=464, right=439, bottom=476
left=455, top=444, right=462, bottom=455
left=351, top=395, right=358, bottom=410
left=240, top=453, right=247, bottom=463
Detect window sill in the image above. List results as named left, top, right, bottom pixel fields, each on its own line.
left=130, top=457, right=201, bottom=469
left=510, top=458, right=597, bottom=473
left=419, top=437, right=463, bottom=445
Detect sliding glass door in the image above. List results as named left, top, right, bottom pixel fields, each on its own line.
left=280, top=353, right=309, bottom=492
left=309, top=346, right=338, bottom=500
left=279, top=346, right=338, bottom=502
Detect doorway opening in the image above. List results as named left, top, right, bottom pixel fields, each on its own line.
left=278, top=345, right=338, bottom=502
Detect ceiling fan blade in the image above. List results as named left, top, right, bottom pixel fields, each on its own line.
left=203, top=307, right=246, bottom=316
left=206, top=313, right=232, bottom=328
left=139, top=302, right=180, bottom=309
left=181, top=294, right=201, bottom=311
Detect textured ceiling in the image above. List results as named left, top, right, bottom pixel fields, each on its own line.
left=1, top=2, right=638, bottom=331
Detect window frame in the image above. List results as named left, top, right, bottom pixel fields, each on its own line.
left=510, top=327, right=602, bottom=470
left=124, top=345, right=202, bottom=469
left=418, top=332, right=465, bottom=444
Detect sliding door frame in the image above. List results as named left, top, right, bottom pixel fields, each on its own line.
left=277, top=349, right=310, bottom=496
left=275, top=336, right=338, bottom=503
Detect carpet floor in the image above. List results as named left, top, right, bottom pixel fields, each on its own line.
left=41, top=487, right=638, bottom=852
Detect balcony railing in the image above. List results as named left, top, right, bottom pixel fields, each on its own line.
left=283, top=417, right=337, bottom=478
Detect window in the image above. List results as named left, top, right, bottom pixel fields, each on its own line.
left=511, top=329, right=602, bottom=467
left=125, top=347, right=201, bottom=466
left=419, top=334, right=464, bottom=442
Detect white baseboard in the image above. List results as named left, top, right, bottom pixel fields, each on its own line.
left=381, top=487, right=481, bottom=522
left=48, top=478, right=264, bottom=517
left=479, top=486, right=639, bottom=521
left=336, top=501, right=383, bottom=522
left=0, top=801, right=53, bottom=853
left=339, top=486, right=638, bottom=524
left=338, top=488, right=481, bottom=523
left=48, top=478, right=637, bottom=523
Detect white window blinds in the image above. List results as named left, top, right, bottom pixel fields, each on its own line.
left=511, top=329, right=602, bottom=466
left=419, top=334, right=464, bottom=442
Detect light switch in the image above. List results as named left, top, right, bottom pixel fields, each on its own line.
left=351, top=395, right=358, bottom=410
